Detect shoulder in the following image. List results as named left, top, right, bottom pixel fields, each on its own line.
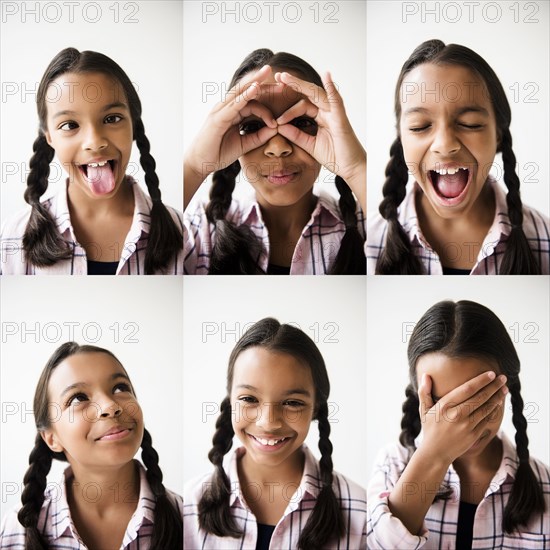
left=1, top=204, right=34, bottom=240
left=0, top=506, right=26, bottom=545
left=331, top=469, right=367, bottom=505
left=184, top=195, right=259, bottom=228
left=184, top=470, right=216, bottom=505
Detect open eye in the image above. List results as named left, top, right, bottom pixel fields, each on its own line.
left=239, top=119, right=266, bottom=135
left=66, top=392, right=88, bottom=406
left=59, top=121, right=79, bottom=131
left=283, top=399, right=306, bottom=408
left=290, top=117, right=318, bottom=136
left=113, top=382, right=132, bottom=394
left=105, top=114, right=123, bottom=124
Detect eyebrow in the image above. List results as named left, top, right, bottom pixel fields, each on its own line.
left=235, top=384, right=312, bottom=397
left=52, top=102, right=129, bottom=120
left=60, top=372, right=131, bottom=398
left=403, top=105, right=490, bottom=117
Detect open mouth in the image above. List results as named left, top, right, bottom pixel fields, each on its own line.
left=78, top=160, right=117, bottom=195
left=427, top=166, right=472, bottom=204
left=247, top=433, right=291, bottom=450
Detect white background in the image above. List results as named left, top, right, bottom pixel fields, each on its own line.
left=366, top=276, right=550, bottom=479
left=183, top=277, right=367, bottom=489
left=366, top=0, right=550, bottom=216
left=0, top=277, right=183, bottom=518
left=0, top=0, right=183, bottom=223
left=183, top=0, right=366, bottom=208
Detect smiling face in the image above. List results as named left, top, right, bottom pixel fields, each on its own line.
left=399, top=63, right=499, bottom=220
left=230, top=347, right=315, bottom=473
left=41, top=352, right=144, bottom=475
left=238, top=71, right=321, bottom=208
left=43, top=71, right=133, bottom=199
left=416, top=352, right=505, bottom=458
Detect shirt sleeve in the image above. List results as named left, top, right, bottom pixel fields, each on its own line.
left=367, top=445, right=429, bottom=549
left=0, top=507, right=26, bottom=548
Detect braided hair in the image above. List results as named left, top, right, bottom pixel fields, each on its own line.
left=205, top=49, right=365, bottom=274
left=402, top=301, right=545, bottom=531
left=198, top=318, right=345, bottom=549
left=17, top=342, right=182, bottom=549
left=22, top=48, right=182, bottom=273
left=376, top=39, right=541, bottom=274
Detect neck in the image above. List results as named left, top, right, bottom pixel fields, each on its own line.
left=68, top=460, right=140, bottom=516
left=67, top=178, right=135, bottom=219
left=238, top=448, right=305, bottom=488
left=453, top=435, right=503, bottom=475
left=257, top=192, right=316, bottom=236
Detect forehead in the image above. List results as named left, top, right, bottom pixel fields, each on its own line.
left=416, top=352, right=499, bottom=398
left=45, top=71, right=127, bottom=115
left=400, top=63, right=493, bottom=114
left=231, top=347, right=314, bottom=392
left=48, top=352, right=126, bottom=396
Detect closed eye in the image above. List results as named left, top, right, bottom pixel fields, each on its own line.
left=459, top=123, right=483, bottom=129
left=409, top=125, right=430, bottom=133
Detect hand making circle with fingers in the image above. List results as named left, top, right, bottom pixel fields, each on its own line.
left=273, top=70, right=366, bottom=184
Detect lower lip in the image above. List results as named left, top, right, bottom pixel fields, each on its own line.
left=265, top=173, right=298, bottom=186
left=429, top=170, right=473, bottom=207
left=97, top=429, right=131, bottom=442
left=247, top=433, right=291, bottom=453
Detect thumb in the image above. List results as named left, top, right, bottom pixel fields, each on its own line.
left=418, top=373, right=434, bottom=416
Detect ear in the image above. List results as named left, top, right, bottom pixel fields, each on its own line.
left=43, top=130, right=53, bottom=147
left=40, top=430, right=63, bottom=453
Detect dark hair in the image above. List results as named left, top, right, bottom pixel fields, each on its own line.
left=401, top=300, right=546, bottom=533
left=22, top=48, right=182, bottom=274
left=205, top=48, right=365, bottom=274
left=376, top=39, right=541, bottom=274
left=198, top=318, right=345, bottom=548
left=17, top=342, right=182, bottom=549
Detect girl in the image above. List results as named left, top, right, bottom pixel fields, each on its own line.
left=367, top=300, right=549, bottom=549
left=184, top=318, right=366, bottom=548
left=0, top=342, right=183, bottom=549
left=0, top=48, right=183, bottom=275
left=366, top=39, right=550, bottom=274
left=184, top=49, right=366, bottom=274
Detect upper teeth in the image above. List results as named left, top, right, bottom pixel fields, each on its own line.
left=433, top=166, right=467, bottom=175
left=253, top=435, right=286, bottom=446
left=88, top=161, right=108, bottom=167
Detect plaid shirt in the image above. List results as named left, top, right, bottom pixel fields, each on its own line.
left=0, top=178, right=184, bottom=275
left=184, top=192, right=366, bottom=274
left=366, top=178, right=550, bottom=274
left=0, top=461, right=183, bottom=549
left=367, top=432, right=550, bottom=549
left=184, top=445, right=367, bottom=549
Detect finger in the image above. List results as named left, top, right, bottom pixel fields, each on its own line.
left=276, top=123, right=316, bottom=154
left=418, top=373, right=434, bottom=417
left=470, top=384, right=508, bottom=428
left=440, top=371, right=497, bottom=407
left=226, top=65, right=273, bottom=100
left=236, top=99, right=278, bottom=128
left=276, top=71, right=328, bottom=107
left=240, top=125, right=278, bottom=155
left=461, top=374, right=508, bottom=414
left=276, top=98, right=318, bottom=125
left=322, top=71, right=344, bottom=106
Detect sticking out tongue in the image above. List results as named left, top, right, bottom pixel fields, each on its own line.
left=86, top=162, right=115, bottom=195
left=433, top=169, right=469, bottom=199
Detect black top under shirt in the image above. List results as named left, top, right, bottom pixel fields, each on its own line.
left=255, top=523, right=276, bottom=550
left=455, top=501, right=478, bottom=550
left=442, top=266, right=471, bottom=275
left=267, top=263, right=291, bottom=275
left=87, top=260, right=119, bottom=275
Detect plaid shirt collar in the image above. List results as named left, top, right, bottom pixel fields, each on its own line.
left=227, top=444, right=321, bottom=511
left=50, top=460, right=154, bottom=545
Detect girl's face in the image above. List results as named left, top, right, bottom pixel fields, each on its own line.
left=416, top=352, right=505, bottom=458
left=44, top=71, right=133, bottom=199
left=230, top=347, right=315, bottom=470
left=399, top=63, right=499, bottom=220
left=41, top=352, right=144, bottom=474
left=238, top=71, right=321, bottom=209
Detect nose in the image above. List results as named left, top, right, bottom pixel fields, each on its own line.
left=255, top=402, right=284, bottom=431
left=263, top=134, right=292, bottom=158
left=82, top=123, right=108, bottom=152
left=99, top=395, right=122, bottom=418
left=430, top=124, right=461, bottom=156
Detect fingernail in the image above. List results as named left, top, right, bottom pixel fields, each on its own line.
left=487, top=371, right=496, bottom=380
left=502, top=386, right=509, bottom=395
left=499, top=375, right=507, bottom=383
